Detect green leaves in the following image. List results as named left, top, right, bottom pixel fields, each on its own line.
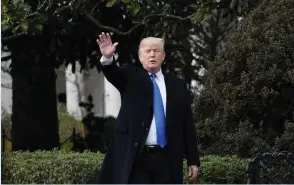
left=191, top=6, right=210, bottom=21
left=35, top=24, right=43, bottom=32
left=121, top=0, right=130, bottom=3
left=184, top=155, right=248, bottom=184
left=2, top=151, right=248, bottom=184
left=189, top=4, right=201, bottom=9
left=1, top=5, right=10, bottom=28
left=106, top=0, right=117, bottom=7
left=20, top=21, right=28, bottom=32
left=1, top=0, right=44, bottom=35
left=2, top=151, right=104, bottom=184
left=131, top=1, right=141, bottom=15
left=195, top=0, right=294, bottom=157
left=121, top=0, right=141, bottom=16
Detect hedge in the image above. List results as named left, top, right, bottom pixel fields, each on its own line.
left=184, top=155, right=248, bottom=184
left=1, top=151, right=248, bottom=184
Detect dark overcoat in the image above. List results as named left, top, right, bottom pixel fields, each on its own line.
left=97, top=62, right=200, bottom=184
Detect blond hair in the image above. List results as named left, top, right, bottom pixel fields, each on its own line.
left=138, top=37, right=165, bottom=54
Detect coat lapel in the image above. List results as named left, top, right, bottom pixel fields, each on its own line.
left=163, top=72, right=173, bottom=125
left=140, top=68, right=153, bottom=101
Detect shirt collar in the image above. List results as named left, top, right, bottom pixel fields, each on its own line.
left=148, top=69, right=163, bottom=79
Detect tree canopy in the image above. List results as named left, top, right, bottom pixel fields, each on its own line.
left=194, top=0, right=294, bottom=157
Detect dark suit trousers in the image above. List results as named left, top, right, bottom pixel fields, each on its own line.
left=128, top=146, right=173, bottom=184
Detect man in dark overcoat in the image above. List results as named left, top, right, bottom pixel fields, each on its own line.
left=96, top=32, right=200, bottom=184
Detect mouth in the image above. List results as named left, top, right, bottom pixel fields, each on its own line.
left=149, top=60, right=156, bottom=64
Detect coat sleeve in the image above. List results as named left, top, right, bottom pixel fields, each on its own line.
left=100, top=61, right=132, bottom=95
left=183, top=83, right=201, bottom=167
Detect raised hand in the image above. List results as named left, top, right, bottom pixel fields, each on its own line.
left=96, top=32, right=118, bottom=58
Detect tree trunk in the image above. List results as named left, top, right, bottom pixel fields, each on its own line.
left=10, top=36, right=60, bottom=151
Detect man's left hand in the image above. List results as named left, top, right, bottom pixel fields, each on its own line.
left=188, top=165, right=199, bottom=181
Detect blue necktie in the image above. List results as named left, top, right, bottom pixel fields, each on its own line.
left=150, top=73, right=167, bottom=148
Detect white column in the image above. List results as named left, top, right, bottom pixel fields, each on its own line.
left=65, top=61, right=86, bottom=120
left=1, top=51, right=12, bottom=114
left=103, top=76, right=121, bottom=117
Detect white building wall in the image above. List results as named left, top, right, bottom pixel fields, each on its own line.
left=1, top=56, right=121, bottom=119
left=84, top=68, right=104, bottom=117
left=103, top=76, right=121, bottom=117
left=1, top=54, right=12, bottom=114
left=65, top=61, right=86, bottom=120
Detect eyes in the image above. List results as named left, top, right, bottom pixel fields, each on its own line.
left=143, top=49, right=161, bottom=54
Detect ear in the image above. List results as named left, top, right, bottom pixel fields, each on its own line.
left=139, top=53, right=143, bottom=63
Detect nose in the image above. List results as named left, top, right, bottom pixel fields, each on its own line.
left=150, top=50, right=155, bottom=56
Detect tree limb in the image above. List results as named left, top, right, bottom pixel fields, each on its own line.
left=1, top=55, right=12, bottom=62
left=1, top=83, right=12, bottom=89
left=80, top=8, right=194, bottom=36
left=26, top=0, right=48, bottom=19
left=144, top=13, right=193, bottom=21
left=1, top=26, right=13, bottom=36
left=52, top=4, right=71, bottom=16
left=80, top=8, right=146, bottom=36
left=1, top=33, right=27, bottom=43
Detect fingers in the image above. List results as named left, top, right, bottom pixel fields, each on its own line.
left=96, top=38, right=102, bottom=46
left=101, top=32, right=107, bottom=43
left=97, top=32, right=115, bottom=46
left=113, top=42, right=119, bottom=49
left=188, top=167, right=192, bottom=177
left=188, top=166, right=199, bottom=181
left=106, top=33, right=112, bottom=44
left=96, top=33, right=103, bottom=47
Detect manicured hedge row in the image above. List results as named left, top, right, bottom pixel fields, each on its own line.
left=1, top=151, right=103, bottom=184
left=184, top=155, right=248, bottom=184
left=1, top=151, right=248, bottom=184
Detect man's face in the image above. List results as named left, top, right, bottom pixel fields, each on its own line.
left=139, top=40, right=165, bottom=73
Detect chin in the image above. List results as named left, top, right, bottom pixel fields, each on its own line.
left=147, top=66, right=160, bottom=73
left=149, top=64, right=159, bottom=68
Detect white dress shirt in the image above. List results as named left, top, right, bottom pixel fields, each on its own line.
left=100, top=56, right=167, bottom=146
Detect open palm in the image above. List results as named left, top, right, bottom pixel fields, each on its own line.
left=97, top=32, right=118, bottom=58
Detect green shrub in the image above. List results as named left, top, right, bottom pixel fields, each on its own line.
left=1, top=108, right=12, bottom=152
left=58, top=104, right=83, bottom=142
left=184, top=155, right=248, bottom=184
left=194, top=0, right=294, bottom=156
left=274, top=121, right=294, bottom=152
left=1, top=150, right=104, bottom=184
left=2, top=151, right=248, bottom=184
left=57, top=103, right=84, bottom=151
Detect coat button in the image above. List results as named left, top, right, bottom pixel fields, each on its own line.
left=146, top=128, right=149, bottom=132
left=141, top=122, right=145, bottom=126
left=134, top=142, right=139, bottom=147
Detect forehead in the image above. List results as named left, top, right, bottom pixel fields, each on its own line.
left=140, top=40, right=163, bottom=49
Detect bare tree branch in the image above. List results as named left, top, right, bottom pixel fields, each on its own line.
left=26, top=0, right=48, bottom=19
left=1, top=33, right=27, bottom=43
left=52, top=4, right=71, bottom=16
left=91, top=2, right=100, bottom=14
left=80, top=8, right=146, bottom=36
left=80, top=8, right=194, bottom=36
left=1, top=26, right=13, bottom=36
left=1, top=83, right=12, bottom=89
left=144, top=13, right=193, bottom=21
left=2, top=65, right=11, bottom=73
left=1, top=55, right=12, bottom=62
